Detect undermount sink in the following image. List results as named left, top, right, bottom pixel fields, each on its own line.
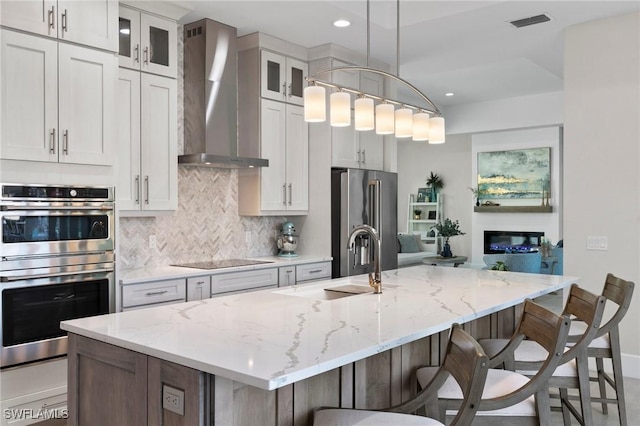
left=274, top=284, right=375, bottom=301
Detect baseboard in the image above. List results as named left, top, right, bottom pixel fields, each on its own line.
left=589, top=352, right=640, bottom=379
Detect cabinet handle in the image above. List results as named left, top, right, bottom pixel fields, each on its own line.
left=135, top=175, right=140, bottom=204
left=287, top=83, right=292, bottom=98
left=48, top=6, right=55, bottom=30
left=145, top=290, right=168, bottom=296
left=288, top=183, right=292, bottom=205
left=282, top=184, right=287, bottom=206
left=62, top=130, right=69, bottom=154
left=356, top=150, right=361, bottom=165
left=61, top=9, right=68, bottom=33
left=49, top=129, right=56, bottom=154
left=196, top=281, right=205, bottom=285
left=143, top=46, right=149, bottom=65
left=282, top=83, right=287, bottom=97
left=309, top=269, right=323, bottom=274
left=134, top=44, right=140, bottom=63
left=144, top=176, right=150, bottom=204
left=362, top=149, right=366, bottom=164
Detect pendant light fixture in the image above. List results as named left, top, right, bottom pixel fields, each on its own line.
left=354, top=96, right=375, bottom=130
left=303, top=0, right=445, bottom=143
left=330, top=91, right=351, bottom=127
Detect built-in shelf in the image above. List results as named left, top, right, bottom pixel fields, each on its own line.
left=474, top=205, right=553, bottom=213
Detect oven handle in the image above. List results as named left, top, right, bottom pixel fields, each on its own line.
left=1, top=268, right=113, bottom=283
left=1, top=205, right=113, bottom=211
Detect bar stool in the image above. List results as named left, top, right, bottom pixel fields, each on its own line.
left=313, top=324, right=489, bottom=426
left=568, top=273, right=635, bottom=426
left=415, top=300, right=571, bottom=425
left=478, top=284, right=606, bottom=426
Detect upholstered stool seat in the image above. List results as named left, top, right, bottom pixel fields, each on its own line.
left=416, top=367, right=537, bottom=417
left=313, top=409, right=444, bottom=426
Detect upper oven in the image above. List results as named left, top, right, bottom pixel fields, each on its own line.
left=1, top=183, right=114, bottom=267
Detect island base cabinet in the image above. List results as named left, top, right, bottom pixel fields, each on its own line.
left=67, top=334, right=206, bottom=426
left=66, top=307, right=517, bottom=425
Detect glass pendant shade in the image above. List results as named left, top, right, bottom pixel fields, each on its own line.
left=375, top=103, right=395, bottom=135
left=412, top=112, right=431, bottom=141
left=395, top=108, right=413, bottom=138
left=303, top=86, right=326, bottom=122
left=429, top=116, right=446, bottom=144
left=354, top=97, right=374, bottom=131
left=330, top=91, right=351, bottom=127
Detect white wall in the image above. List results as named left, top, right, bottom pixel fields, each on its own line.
left=564, top=12, right=640, bottom=371
left=398, top=134, right=473, bottom=259
left=471, top=127, right=562, bottom=266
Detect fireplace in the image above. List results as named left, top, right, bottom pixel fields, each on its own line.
left=484, top=231, right=544, bottom=254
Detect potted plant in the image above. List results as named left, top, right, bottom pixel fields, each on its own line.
left=425, top=172, right=443, bottom=202
left=434, top=218, right=465, bottom=258
left=413, top=209, right=422, bottom=220
left=468, top=186, right=486, bottom=207
left=491, top=261, right=509, bottom=271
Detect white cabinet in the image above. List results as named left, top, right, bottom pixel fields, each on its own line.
left=117, top=68, right=177, bottom=212
left=407, top=193, right=443, bottom=256
left=278, top=261, right=332, bottom=287
left=121, top=278, right=186, bottom=310
left=330, top=61, right=384, bottom=170
left=0, top=0, right=118, bottom=51
left=211, top=268, right=278, bottom=296
left=296, top=261, right=331, bottom=283
left=238, top=99, right=308, bottom=215
left=118, top=5, right=177, bottom=78
left=1, top=29, right=116, bottom=166
left=261, top=50, right=307, bottom=106
left=187, top=276, right=211, bottom=302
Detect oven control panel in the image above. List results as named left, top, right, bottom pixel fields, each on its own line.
left=2, top=184, right=112, bottom=201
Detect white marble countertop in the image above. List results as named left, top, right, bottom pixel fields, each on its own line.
left=119, top=255, right=333, bottom=285
left=63, top=265, right=576, bottom=390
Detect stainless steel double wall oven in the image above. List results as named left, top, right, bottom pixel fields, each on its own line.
left=0, top=184, right=115, bottom=368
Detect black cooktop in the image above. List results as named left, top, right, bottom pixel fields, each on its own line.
left=172, top=259, right=273, bottom=270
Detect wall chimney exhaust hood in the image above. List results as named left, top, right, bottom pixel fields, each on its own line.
left=179, top=19, right=268, bottom=168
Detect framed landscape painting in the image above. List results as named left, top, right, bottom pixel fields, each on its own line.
left=477, top=147, right=551, bottom=199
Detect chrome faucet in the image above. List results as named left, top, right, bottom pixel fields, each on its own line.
left=348, top=224, right=382, bottom=294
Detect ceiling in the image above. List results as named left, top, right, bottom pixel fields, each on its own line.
left=175, top=1, right=640, bottom=109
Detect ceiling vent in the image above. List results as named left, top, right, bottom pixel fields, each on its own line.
left=510, top=14, right=551, bottom=28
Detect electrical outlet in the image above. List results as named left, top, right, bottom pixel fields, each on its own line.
left=586, top=236, right=608, bottom=250
left=162, top=384, right=185, bottom=416
left=149, top=234, right=157, bottom=249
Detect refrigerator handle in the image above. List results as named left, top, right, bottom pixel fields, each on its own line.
left=368, top=179, right=382, bottom=241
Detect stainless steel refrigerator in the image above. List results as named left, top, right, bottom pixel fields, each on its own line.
left=331, top=168, right=398, bottom=278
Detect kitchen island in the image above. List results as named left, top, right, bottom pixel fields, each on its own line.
left=62, top=265, right=575, bottom=426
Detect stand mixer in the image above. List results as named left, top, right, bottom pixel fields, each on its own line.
left=276, top=221, right=299, bottom=257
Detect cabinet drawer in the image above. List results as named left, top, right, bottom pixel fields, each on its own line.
left=296, top=262, right=331, bottom=283
left=122, top=279, right=186, bottom=308
left=211, top=268, right=278, bottom=295
left=187, top=276, right=211, bottom=301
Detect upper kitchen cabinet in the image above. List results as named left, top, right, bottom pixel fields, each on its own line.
left=0, top=0, right=118, bottom=52
left=0, top=29, right=116, bottom=166
left=237, top=34, right=309, bottom=215
left=117, top=69, right=177, bottom=213
left=329, top=60, right=384, bottom=171
left=118, top=5, right=177, bottom=78
left=261, top=50, right=307, bottom=106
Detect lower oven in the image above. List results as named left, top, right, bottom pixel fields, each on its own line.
left=0, top=254, right=114, bottom=368
left=1, top=183, right=115, bottom=368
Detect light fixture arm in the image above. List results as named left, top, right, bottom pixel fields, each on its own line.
left=306, top=66, right=443, bottom=116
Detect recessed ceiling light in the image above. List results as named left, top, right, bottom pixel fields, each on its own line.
left=333, top=19, right=351, bottom=28
left=445, top=92, right=454, bottom=97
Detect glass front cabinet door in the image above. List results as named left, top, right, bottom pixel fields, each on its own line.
left=118, top=5, right=176, bottom=78
left=260, top=50, right=307, bottom=106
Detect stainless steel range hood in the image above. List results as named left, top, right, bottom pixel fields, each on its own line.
left=180, top=19, right=268, bottom=168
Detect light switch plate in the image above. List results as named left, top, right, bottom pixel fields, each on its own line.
left=162, top=384, right=185, bottom=416
left=586, top=236, right=608, bottom=250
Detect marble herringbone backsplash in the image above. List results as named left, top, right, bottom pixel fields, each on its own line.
left=118, top=167, right=285, bottom=269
